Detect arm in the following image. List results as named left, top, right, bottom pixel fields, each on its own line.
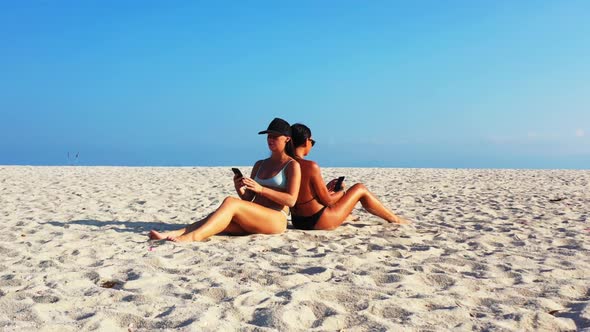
left=234, top=160, right=262, bottom=201
left=328, top=185, right=346, bottom=202
left=309, top=162, right=343, bottom=206
left=241, top=160, right=301, bottom=207
left=326, top=179, right=347, bottom=200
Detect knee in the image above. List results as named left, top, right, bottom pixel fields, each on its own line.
left=350, top=183, right=367, bottom=193
left=221, top=196, right=239, bottom=207
left=272, top=224, right=287, bottom=234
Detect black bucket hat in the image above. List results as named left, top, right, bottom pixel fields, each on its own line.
left=258, top=117, right=292, bottom=136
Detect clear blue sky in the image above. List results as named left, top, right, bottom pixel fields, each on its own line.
left=1, top=1, right=588, bottom=169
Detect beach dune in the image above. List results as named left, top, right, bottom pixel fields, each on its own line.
left=0, top=166, right=588, bottom=331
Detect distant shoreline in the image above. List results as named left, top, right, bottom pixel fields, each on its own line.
left=0, top=164, right=588, bottom=171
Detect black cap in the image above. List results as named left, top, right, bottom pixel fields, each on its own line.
left=258, top=117, right=292, bottom=136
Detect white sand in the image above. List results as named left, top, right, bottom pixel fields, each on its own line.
left=0, top=166, right=589, bottom=331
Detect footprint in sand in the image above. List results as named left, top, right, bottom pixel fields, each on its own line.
left=372, top=273, right=402, bottom=284
left=249, top=308, right=278, bottom=328
left=197, top=287, right=227, bottom=302
left=299, top=267, right=332, bottom=282
left=0, top=274, right=22, bottom=287
left=282, top=301, right=340, bottom=330
left=32, top=294, right=60, bottom=303
left=368, top=302, right=412, bottom=322
left=425, top=274, right=456, bottom=289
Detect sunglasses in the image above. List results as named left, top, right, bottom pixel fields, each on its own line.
left=309, top=138, right=316, bottom=147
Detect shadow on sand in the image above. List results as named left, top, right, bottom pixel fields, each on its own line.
left=42, top=219, right=179, bottom=235
left=554, top=289, right=590, bottom=330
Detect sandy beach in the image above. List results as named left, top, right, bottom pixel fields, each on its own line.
left=0, top=166, right=588, bottom=331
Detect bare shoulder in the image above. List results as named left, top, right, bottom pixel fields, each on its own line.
left=250, top=159, right=265, bottom=177
left=252, top=159, right=265, bottom=171
left=286, top=158, right=300, bottom=170
left=299, top=159, right=320, bottom=173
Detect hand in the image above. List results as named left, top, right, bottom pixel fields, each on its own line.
left=241, top=177, right=263, bottom=194
left=233, top=174, right=244, bottom=187
left=327, top=178, right=346, bottom=194
left=233, top=175, right=249, bottom=196
left=326, top=179, right=337, bottom=192
left=327, top=179, right=346, bottom=191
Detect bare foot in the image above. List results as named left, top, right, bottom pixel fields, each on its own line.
left=149, top=230, right=167, bottom=240
left=346, top=214, right=360, bottom=221
left=390, top=216, right=412, bottom=225
left=167, top=234, right=198, bottom=242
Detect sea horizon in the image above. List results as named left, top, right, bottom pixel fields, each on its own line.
left=2, top=163, right=588, bottom=171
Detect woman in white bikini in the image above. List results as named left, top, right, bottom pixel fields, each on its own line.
left=149, top=118, right=301, bottom=242
left=290, top=123, right=409, bottom=230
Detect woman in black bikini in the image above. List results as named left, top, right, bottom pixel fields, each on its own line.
left=149, top=118, right=301, bottom=242
left=290, top=123, right=409, bottom=230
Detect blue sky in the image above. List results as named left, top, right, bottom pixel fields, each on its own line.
left=1, top=1, right=588, bottom=169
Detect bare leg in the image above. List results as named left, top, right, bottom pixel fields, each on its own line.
left=222, top=222, right=248, bottom=235
left=357, top=187, right=409, bottom=224
left=149, top=214, right=213, bottom=240
left=170, top=197, right=287, bottom=242
left=316, top=183, right=409, bottom=230
left=148, top=211, right=248, bottom=240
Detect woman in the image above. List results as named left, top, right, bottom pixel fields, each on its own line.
left=290, top=123, right=409, bottom=230
left=149, top=118, right=301, bottom=242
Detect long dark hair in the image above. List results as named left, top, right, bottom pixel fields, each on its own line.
left=291, top=123, right=312, bottom=148
left=285, top=139, right=296, bottom=159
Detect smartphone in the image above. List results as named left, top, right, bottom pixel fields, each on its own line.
left=333, top=176, right=345, bottom=192
left=231, top=168, right=243, bottom=177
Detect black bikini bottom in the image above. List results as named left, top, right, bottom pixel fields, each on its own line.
left=292, top=207, right=326, bottom=230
